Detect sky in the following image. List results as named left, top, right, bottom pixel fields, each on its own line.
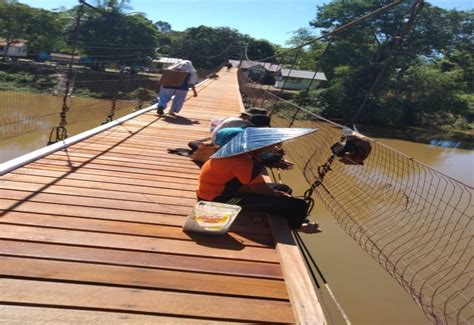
left=18, top=0, right=473, bottom=45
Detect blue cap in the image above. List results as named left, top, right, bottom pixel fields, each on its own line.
left=214, top=127, right=245, bottom=146
left=211, top=127, right=317, bottom=159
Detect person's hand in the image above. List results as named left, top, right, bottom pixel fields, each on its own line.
left=267, top=159, right=294, bottom=170
left=273, top=159, right=294, bottom=170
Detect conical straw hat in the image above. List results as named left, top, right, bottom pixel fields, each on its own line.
left=211, top=127, right=317, bottom=159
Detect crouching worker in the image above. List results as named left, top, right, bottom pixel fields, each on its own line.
left=196, top=127, right=321, bottom=233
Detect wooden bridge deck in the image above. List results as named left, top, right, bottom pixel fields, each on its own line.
left=0, top=70, right=324, bottom=323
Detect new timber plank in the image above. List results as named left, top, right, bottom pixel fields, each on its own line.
left=1, top=173, right=198, bottom=198
left=10, top=161, right=197, bottom=187
left=0, top=211, right=274, bottom=247
left=0, top=224, right=278, bottom=262
left=0, top=189, right=192, bottom=215
left=0, top=240, right=283, bottom=279
left=0, top=305, right=238, bottom=324
left=0, top=180, right=197, bottom=205
left=0, top=199, right=273, bottom=235
left=0, top=278, right=295, bottom=323
left=21, top=163, right=199, bottom=187
left=0, top=256, right=288, bottom=299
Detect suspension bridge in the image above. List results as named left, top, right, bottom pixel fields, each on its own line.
left=0, top=68, right=326, bottom=324
left=0, top=0, right=472, bottom=323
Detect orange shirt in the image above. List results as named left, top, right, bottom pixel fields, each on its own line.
left=197, top=154, right=266, bottom=201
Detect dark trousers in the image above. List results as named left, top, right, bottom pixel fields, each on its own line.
left=213, top=193, right=308, bottom=229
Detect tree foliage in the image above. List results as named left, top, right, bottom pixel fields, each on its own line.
left=292, top=0, right=473, bottom=129
left=0, top=2, right=63, bottom=58
left=160, top=25, right=277, bottom=69
left=75, top=5, right=159, bottom=66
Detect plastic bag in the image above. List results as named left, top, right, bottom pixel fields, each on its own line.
left=183, top=201, right=242, bottom=235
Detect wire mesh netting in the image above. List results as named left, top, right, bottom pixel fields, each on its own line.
left=238, top=70, right=473, bottom=325
left=0, top=62, right=159, bottom=141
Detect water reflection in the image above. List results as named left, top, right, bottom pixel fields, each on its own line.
left=379, top=138, right=474, bottom=187
left=429, top=139, right=462, bottom=148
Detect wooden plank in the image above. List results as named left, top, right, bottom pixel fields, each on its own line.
left=0, top=180, right=197, bottom=206
left=53, top=149, right=198, bottom=169
left=0, top=198, right=185, bottom=225
left=0, top=199, right=272, bottom=235
left=0, top=189, right=192, bottom=215
left=67, top=142, right=197, bottom=160
left=0, top=256, right=288, bottom=299
left=45, top=153, right=202, bottom=175
left=17, top=162, right=197, bottom=189
left=0, top=278, right=295, bottom=323
left=9, top=168, right=196, bottom=191
left=0, top=224, right=278, bottom=262
left=0, top=211, right=274, bottom=247
left=0, top=239, right=282, bottom=279
left=0, top=305, right=237, bottom=324
left=27, top=158, right=199, bottom=180
left=2, top=173, right=197, bottom=198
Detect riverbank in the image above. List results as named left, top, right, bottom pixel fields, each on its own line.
left=357, top=124, right=474, bottom=150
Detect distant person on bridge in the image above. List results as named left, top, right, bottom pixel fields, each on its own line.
left=157, top=60, right=198, bottom=116
left=225, top=62, right=233, bottom=71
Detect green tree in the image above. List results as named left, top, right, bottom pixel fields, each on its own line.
left=161, top=26, right=277, bottom=70
left=299, top=0, right=473, bottom=129
left=76, top=5, right=159, bottom=66
left=154, top=21, right=172, bottom=33
left=246, top=39, right=276, bottom=61
left=164, top=26, right=243, bottom=69
left=0, top=2, right=63, bottom=60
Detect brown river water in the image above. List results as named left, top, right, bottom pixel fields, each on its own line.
left=1, top=94, right=473, bottom=324
left=278, top=139, right=473, bottom=325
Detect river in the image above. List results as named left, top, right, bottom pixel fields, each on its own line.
left=1, top=100, right=473, bottom=324
left=0, top=93, right=134, bottom=163
left=278, top=139, right=473, bottom=325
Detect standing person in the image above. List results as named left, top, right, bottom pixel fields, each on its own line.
left=157, top=60, right=198, bottom=116
left=197, top=127, right=321, bottom=233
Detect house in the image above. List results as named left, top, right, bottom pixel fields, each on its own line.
left=274, top=68, right=327, bottom=90
left=50, top=53, right=82, bottom=64
left=0, top=39, right=28, bottom=58
left=229, top=59, right=327, bottom=90
left=151, top=57, right=183, bottom=72
left=229, top=59, right=280, bottom=83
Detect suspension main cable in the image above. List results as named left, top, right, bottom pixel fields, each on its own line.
left=350, top=0, right=424, bottom=124
left=246, top=0, right=403, bottom=63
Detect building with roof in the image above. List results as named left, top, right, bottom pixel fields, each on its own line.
left=229, top=59, right=280, bottom=73
left=274, top=68, right=327, bottom=90
left=229, top=59, right=280, bottom=85
left=230, top=60, right=327, bottom=90
left=0, top=39, right=28, bottom=58
left=50, top=53, right=82, bottom=64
